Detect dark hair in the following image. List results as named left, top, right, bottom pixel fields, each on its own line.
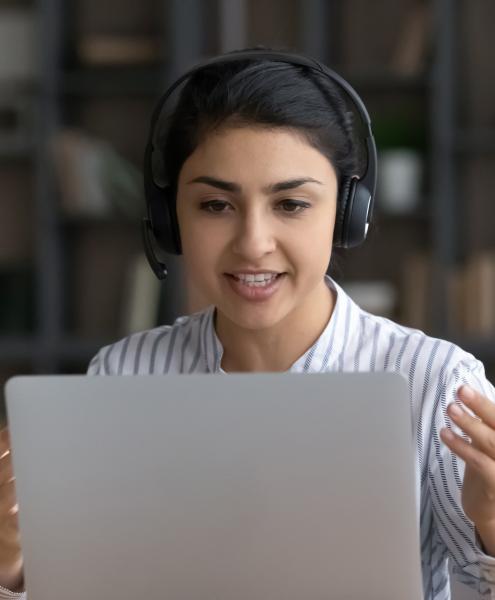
left=159, top=49, right=364, bottom=201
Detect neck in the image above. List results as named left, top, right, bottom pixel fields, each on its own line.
left=216, top=279, right=336, bottom=373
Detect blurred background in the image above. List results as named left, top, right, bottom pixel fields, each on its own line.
left=0, top=0, right=494, bottom=383
left=0, top=1, right=493, bottom=596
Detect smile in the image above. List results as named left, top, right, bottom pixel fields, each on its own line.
left=232, top=273, right=279, bottom=286
left=224, top=273, right=286, bottom=301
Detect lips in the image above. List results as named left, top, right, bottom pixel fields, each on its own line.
left=224, top=272, right=286, bottom=302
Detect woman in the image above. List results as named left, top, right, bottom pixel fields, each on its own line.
left=1, top=49, right=495, bottom=599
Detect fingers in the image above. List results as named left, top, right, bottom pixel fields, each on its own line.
left=0, top=458, right=13, bottom=489
left=0, top=430, right=14, bottom=489
left=445, top=390, right=495, bottom=460
left=458, top=385, right=495, bottom=429
left=0, top=432, right=17, bottom=521
left=441, top=385, right=495, bottom=474
left=0, top=481, right=17, bottom=517
left=0, top=428, right=10, bottom=459
left=0, top=480, right=19, bottom=539
left=0, top=429, right=21, bottom=581
left=446, top=402, right=491, bottom=456
left=440, top=427, right=495, bottom=476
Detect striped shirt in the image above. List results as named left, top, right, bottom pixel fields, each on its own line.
left=5, top=275, right=495, bottom=599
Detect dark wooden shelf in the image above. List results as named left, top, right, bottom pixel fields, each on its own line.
left=58, top=337, right=108, bottom=363
left=455, top=129, right=495, bottom=155
left=59, top=215, right=141, bottom=229
left=374, top=207, right=429, bottom=222
left=447, top=335, right=495, bottom=362
left=0, top=336, right=37, bottom=362
left=337, top=68, right=429, bottom=92
left=62, top=64, right=167, bottom=97
left=0, top=140, right=35, bottom=161
left=0, top=81, right=39, bottom=97
left=0, top=335, right=109, bottom=365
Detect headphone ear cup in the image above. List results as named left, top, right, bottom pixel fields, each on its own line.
left=147, top=184, right=182, bottom=255
left=335, top=177, right=372, bottom=249
left=334, top=176, right=353, bottom=248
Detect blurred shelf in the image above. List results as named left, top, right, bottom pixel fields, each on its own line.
left=62, top=64, right=168, bottom=97
left=58, top=337, right=107, bottom=363
left=0, top=335, right=108, bottom=364
left=337, top=68, right=429, bottom=92
left=60, top=64, right=429, bottom=98
left=448, top=335, right=495, bottom=362
left=59, top=215, right=141, bottom=229
left=374, top=207, right=429, bottom=222
left=0, top=80, right=39, bottom=97
left=0, top=140, right=35, bottom=161
left=0, top=336, right=37, bottom=362
left=455, top=129, right=495, bottom=155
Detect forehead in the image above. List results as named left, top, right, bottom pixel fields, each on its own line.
left=179, top=126, right=337, bottom=184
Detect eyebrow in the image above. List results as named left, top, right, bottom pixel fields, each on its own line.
left=187, top=176, right=323, bottom=194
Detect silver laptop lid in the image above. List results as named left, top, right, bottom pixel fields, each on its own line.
left=6, top=372, right=423, bottom=600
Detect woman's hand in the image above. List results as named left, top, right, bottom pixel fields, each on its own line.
left=440, top=385, right=495, bottom=553
left=0, top=427, right=23, bottom=591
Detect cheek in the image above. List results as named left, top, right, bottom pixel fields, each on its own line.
left=294, top=215, right=335, bottom=273
left=296, top=212, right=335, bottom=252
left=181, top=222, right=225, bottom=276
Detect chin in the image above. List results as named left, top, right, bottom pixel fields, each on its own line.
left=221, top=303, right=288, bottom=332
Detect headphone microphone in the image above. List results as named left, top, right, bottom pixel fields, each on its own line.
left=142, top=49, right=378, bottom=280
left=142, top=217, right=168, bottom=280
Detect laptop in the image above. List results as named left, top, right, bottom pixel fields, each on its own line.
left=5, top=372, right=423, bottom=600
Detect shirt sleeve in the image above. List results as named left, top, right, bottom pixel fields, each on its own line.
left=429, top=355, right=495, bottom=595
left=86, top=344, right=114, bottom=375
left=87, top=349, right=104, bottom=375
left=86, top=335, right=135, bottom=376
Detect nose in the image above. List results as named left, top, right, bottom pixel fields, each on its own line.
left=231, top=209, right=276, bottom=261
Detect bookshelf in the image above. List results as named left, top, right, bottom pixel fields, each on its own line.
left=0, top=0, right=494, bottom=396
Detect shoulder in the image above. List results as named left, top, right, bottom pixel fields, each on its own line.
left=355, top=311, right=495, bottom=437
left=328, top=277, right=486, bottom=387
left=356, top=308, right=490, bottom=392
left=87, top=309, right=209, bottom=375
left=364, top=309, right=494, bottom=399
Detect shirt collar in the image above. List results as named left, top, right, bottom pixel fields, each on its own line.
left=201, top=275, right=361, bottom=374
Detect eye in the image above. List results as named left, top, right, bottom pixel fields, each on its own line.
left=199, top=200, right=232, bottom=213
left=277, top=200, right=311, bottom=214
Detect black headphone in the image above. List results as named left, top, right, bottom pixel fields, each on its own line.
left=142, top=49, right=378, bottom=280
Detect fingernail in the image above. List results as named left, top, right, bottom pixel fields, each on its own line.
left=449, top=403, right=463, bottom=417
left=441, top=427, right=454, bottom=441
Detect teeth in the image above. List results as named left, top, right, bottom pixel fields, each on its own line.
left=234, top=273, right=278, bottom=286
left=236, top=273, right=276, bottom=282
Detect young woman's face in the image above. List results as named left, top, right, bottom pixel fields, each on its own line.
left=176, top=126, right=338, bottom=331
